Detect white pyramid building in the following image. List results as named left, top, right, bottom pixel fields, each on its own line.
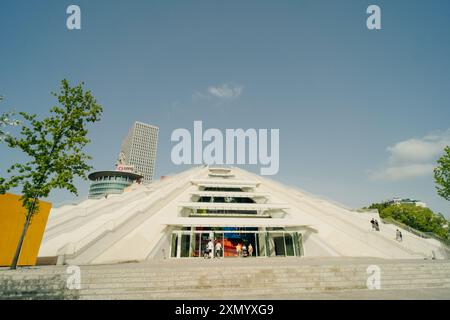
left=38, top=166, right=449, bottom=265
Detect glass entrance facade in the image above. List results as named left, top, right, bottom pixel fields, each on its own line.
left=170, top=227, right=304, bottom=258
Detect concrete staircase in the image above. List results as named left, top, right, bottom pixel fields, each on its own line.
left=1, top=258, right=450, bottom=300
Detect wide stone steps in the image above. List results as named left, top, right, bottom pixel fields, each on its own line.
left=78, top=278, right=450, bottom=293
left=76, top=267, right=450, bottom=278
left=3, top=264, right=450, bottom=276
left=79, top=281, right=450, bottom=300
left=75, top=260, right=450, bottom=299
left=80, top=265, right=450, bottom=274
left=78, top=272, right=450, bottom=285
left=2, top=258, right=450, bottom=299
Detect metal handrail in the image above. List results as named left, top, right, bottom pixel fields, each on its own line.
left=381, top=217, right=450, bottom=246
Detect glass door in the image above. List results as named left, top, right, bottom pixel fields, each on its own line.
left=170, top=233, right=178, bottom=258
left=284, top=233, right=295, bottom=256
left=180, top=234, right=191, bottom=257
left=274, top=234, right=286, bottom=256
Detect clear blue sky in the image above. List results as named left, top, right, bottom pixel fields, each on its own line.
left=1, top=0, right=450, bottom=216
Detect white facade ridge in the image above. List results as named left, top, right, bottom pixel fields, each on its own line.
left=179, top=202, right=290, bottom=210
left=190, top=191, right=270, bottom=198
left=190, top=179, right=260, bottom=186
left=161, top=217, right=310, bottom=228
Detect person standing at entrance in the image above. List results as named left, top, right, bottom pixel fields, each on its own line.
left=236, top=243, right=242, bottom=257
left=248, top=243, right=254, bottom=257
left=215, top=241, right=222, bottom=258
left=206, top=239, right=214, bottom=259
left=242, top=244, right=248, bottom=257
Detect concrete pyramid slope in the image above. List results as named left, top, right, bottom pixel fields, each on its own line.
left=38, top=166, right=449, bottom=265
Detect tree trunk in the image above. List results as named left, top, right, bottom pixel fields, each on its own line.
left=10, top=197, right=38, bottom=270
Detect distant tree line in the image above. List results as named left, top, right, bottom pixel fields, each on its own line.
left=365, top=202, right=449, bottom=240
left=364, top=145, right=450, bottom=241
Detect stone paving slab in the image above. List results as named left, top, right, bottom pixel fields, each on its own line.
left=209, top=288, right=450, bottom=300
left=1, top=257, right=447, bottom=273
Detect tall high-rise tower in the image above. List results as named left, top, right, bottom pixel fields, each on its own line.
left=119, top=121, right=159, bottom=184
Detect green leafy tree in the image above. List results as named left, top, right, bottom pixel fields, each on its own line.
left=0, top=96, right=19, bottom=142
left=366, top=202, right=390, bottom=213
left=434, top=146, right=450, bottom=201
left=0, top=80, right=102, bottom=269
left=381, top=204, right=449, bottom=239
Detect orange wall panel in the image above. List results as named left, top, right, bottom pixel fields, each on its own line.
left=0, top=193, right=51, bottom=266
